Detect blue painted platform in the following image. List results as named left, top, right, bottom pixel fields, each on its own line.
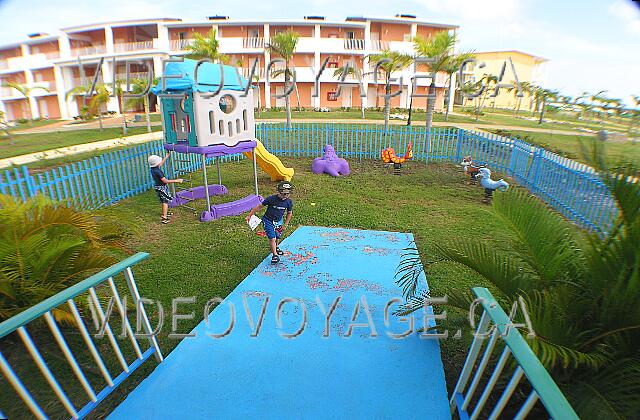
left=109, top=227, right=450, bottom=419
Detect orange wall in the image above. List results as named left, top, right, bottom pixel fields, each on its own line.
left=372, top=23, right=411, bottom=42
left=168, top=27, right=211, bottom=40
left=4, top=71, right=26, bottom=84
left=38, top=95, right=61, bottom=118
left=0, top=47, right=22, bottom=59
left=6, top=99, right=29, bottom=120
left=219, top=25, right=263, bottom=37
left=416, top=26, right=448, bottom=40
left=410, top=86, right=445, bottom=110
left=319, top=26, right=364, bottom=38
left=30, top=41, right=59, bottom=55
left=69, top=29, right=105, bottom=45
left=267, top=82, right=313, bottom=108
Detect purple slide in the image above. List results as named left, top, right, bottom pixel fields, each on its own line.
left=200, top=194, right=263, bottom=222
left=169, top=185, right=227, bottom=208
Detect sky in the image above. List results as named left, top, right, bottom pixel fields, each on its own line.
left=0, top=0, right=638, bottom=106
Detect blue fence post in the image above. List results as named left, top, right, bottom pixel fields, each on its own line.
left=530, top=148, right=543, bottom=193
left=21, top=165, right=37, bottom=198
left=455, top=128, right=465, bottom=162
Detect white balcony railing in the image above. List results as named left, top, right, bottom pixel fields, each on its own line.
left=70, top=75, right=104, bottom=88
left=371, top=40, right=390, bottom=51
left=242, top=37, right=264, bottom=49
left=0, top=86, right=15, bottom=97
left=115, top=72, right=154, bottom=83
left=71, top=44, right=106, bottom=57
left=114, top=40, right=155, bottom=52
left=240, top=67, right=265, bottom=80
left=44, top=51, right=60, bottom=60
left=0, top=60, right=8, bottom=70
left=344, top=38, right=365, bottom=50
left=170, top=39, right=193, bottom=51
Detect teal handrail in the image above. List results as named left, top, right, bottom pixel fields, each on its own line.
left=472, top=287, right=578, bottom=419
left=0, top=252, right=150, bottom=339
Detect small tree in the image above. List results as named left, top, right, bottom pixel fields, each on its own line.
left=413, top=31, right=456, bottom=130
left=368, top=50, right=413, bottom=131
left=442, top=51, right=475, bottom=121
left=126, top=77, right=160, bottom=133
left=2, top=82, right=50, bottom=123
left=185, top=29, right=229, bottom=64
left=266, top=31, right=300, bottom=128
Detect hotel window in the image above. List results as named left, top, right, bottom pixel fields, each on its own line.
left=179, top=32, right=186, bottom=40
left=248, top=29, right=259, bottom=38
left=403, top=33, right=412, bottom=42
left=346, top=31, right=355, bottom=39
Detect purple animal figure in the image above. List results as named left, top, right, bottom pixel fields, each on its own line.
left=311, top=144, right=350, bottom=177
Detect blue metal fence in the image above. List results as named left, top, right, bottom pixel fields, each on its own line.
left=0, top=122, right=618, bottom=233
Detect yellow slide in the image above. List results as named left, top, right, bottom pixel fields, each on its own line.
left=244, top=140, right=294, bottom=181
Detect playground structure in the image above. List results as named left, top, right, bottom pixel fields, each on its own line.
left=311, top=144, right=350, bottom=177
left=477, top=167, right=510, bottom=202
left=152, top=59, right=293, bottom=221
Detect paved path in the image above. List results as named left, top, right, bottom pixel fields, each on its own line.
left=0, top=131, right=162, bottom=168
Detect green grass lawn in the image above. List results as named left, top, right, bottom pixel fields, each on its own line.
left=8, top=118, right=63, bottom=131
left=462, top=106, right=630, bottom=133
left=255, top=108, right=478, bottom=124
left=63, top=158, right=509, bottom=417
left=488, top=128, right=640, bottom=168
left=0, top=126, right=162, bottom=160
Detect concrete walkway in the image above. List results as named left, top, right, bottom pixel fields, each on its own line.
left=0, top=131, right=162, bottom=168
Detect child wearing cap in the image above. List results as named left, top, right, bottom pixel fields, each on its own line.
left=246, top=181, right=294, bottom=264
left=148, top=152, right=184, bottom=224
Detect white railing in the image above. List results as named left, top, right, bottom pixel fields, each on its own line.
left=114, top=40, right=154, bottom=52
left=371, top=40, right=390, bottom=51
left=0, top=86, right=15, bottom=97
left=71, top=44, right=106, bottom=57
left=0, top=60, right=8, bottom=70
left=45, top=51, right=60, bottom=60
left=242, top=37, right=264, bottom=49
left=344, top=38, right=365, bottom=50
left=240, top=67, right=265, bottom=80
left=69, top=75, right=104, bottom=88
left=115, top=72, right=153, bottom=82
left=170, top=39, right=193, bottom=51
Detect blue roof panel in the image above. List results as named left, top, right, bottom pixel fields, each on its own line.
left=151, top=58, right=248, bottom=93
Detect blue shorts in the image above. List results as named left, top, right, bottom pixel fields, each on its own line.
left=262, top=217, right=283, bottom=239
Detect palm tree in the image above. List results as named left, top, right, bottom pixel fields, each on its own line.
left=395, top=147, right=640, bottom=418
left=266, top=31, right=300, bottom=128
left=475, top=74, right=497, bottom=121
left=508, top=80, right=531, bottom=116
left=442, top=51, right=475, bottom=121
left=67, top=84, right=111, bottom=132
left=368, top=50, right=413, bottom=131
left=185, top=29, right=229, bottom=64
left=536, top=87, right=558, bottom=124
left=413, top=31, right=456, bottom=131
left=126, top=77, right=160, bottom=133
left=0, top=194, right=126, bottom=321
left=333, top=63, right=366, bottom=119
left=627, top=95, right=640, bottom=138
left=2, top=82, right=50, bottom=122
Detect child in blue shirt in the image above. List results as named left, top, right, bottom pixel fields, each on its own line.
left=246, top=181, right=294, bottom=264
left=148, top=153, right=184, bottom=224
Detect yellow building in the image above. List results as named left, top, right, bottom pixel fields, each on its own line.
left=459, top=50, right=548, bottom=112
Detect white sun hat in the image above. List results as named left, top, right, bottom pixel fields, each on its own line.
left=148, top=155, right=162, bottom=167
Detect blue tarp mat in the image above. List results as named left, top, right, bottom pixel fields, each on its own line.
left=109, top=226, right=450, bottom=419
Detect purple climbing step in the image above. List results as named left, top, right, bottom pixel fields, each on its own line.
left=169, top=185, right=228, bottom=208
left=200, top=194, right=263, bottom=222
